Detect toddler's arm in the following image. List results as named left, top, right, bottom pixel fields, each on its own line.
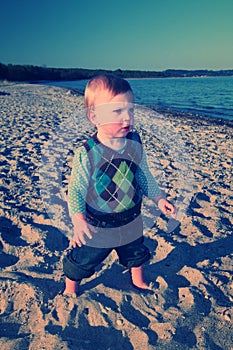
left=138, top=145, right=176, bottom=218
left=68, top=147, right=90, bottom=216
left=68, top=147, right=95, bottom=247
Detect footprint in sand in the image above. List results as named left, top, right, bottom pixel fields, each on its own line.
left=0, top=241, right=18, bottom=268
left=0, top=217, right=28, bottom=247
left=0, top=217, right=28, bottom=268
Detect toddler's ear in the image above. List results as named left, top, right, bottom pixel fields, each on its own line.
left=87, top=106, right=96, bottom=125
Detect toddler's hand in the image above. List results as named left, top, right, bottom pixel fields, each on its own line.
left=71, top=214, right=96, bottom=248
left=157, top=198, right=177, bottom=218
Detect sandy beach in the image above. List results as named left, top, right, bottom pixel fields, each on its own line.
left=0, top=82, right=232, bottom=350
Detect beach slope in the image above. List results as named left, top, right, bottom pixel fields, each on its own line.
left=0, top=83, right=232, bottom=350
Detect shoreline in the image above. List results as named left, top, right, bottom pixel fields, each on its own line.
left=3, top=78, right=231, bottom=127
left=151, top=105, right=233, bottom=128
left=60, top=85, right=233, bottom=128
left=0, top=83, right=232, bottom=349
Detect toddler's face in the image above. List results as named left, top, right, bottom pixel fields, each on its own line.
left=91, top=91, right=134, bottom=138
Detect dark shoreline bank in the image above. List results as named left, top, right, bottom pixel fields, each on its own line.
left=152, top=106, right=233, bottom=128
left=1, top=62, right=233, bottom=82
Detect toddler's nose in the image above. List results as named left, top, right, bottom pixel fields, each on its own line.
left=123, top=110, right=132, bottom=122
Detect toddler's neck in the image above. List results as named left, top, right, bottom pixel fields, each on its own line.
left=97, top=132, right=126, bottom=151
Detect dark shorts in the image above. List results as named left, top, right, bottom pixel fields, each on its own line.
left=63, top=218, right=151, bottom=281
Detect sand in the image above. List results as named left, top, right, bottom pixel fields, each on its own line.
left=0, top=82, right=232, bottom=350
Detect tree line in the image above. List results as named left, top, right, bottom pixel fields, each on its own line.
left=0, top=63, right=232, bottom=82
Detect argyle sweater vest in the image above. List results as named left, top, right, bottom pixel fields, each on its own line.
left=83, top=131, right=143, bottom=220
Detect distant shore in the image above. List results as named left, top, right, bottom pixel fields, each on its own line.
left=1, top=61, right=233, bottom=82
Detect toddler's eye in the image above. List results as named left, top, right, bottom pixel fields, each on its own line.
left=113, top=109, right=122, bottom=114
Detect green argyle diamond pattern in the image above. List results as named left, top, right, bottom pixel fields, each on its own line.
left=93, top=160, right=137, bottom=213
left=115, top=194, right=135, bottom=212
left=112, top=161, right=134, bottom=193
left=95, top=170, right=112, bottom=195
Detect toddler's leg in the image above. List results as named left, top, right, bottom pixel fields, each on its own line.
left=63, top=277, right=80, bottom=295
left=62, top=244, right=112, bottom=295
left=130, top=265, right=150, bottom=290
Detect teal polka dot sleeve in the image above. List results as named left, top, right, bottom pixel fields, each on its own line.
left=68, top=146, right=90, bottom=216
left=136, top=151, right=163, bottom=199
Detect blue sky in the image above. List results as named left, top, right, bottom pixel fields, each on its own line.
left=1, top=0, right=233, bottom=70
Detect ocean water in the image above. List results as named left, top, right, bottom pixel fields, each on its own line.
left=47, top=76, right=233, bottom=121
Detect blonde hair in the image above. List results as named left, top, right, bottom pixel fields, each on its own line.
left=84, top=74, right=133, bottom=111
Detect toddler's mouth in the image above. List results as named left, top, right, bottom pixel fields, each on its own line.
left=121, top=125, right=131, bottom=132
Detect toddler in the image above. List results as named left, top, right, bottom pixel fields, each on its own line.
left=63, top=74, right=176, bottom=294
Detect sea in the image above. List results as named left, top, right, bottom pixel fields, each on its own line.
left=46, top=76, right=233, bottom=121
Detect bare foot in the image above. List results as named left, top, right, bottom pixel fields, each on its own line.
left=130, top=266, right=150, bottom=290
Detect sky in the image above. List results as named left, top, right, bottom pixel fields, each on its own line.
left=0, top=0, right=233, bottom=71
